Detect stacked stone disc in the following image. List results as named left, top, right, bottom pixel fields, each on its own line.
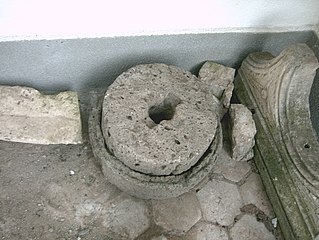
left=89, top=63, right=222, bottom=199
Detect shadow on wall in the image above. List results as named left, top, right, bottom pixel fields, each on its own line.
left=0, top=31, right=317, bottom=93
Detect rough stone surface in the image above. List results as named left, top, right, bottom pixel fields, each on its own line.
left=199, top=61, right=235, bottom=117
left=197, top=180, right=242, bottom=226
left=102, top=63, right=221, bottom=176
left=152, top=192, right=201, bottom=235
left=0, top=85, right=82, bottom=144
left=229, top=214, right=275, bottom=240
left=151, top=235, right=168, bottom=240
left=103, top=195, right=150, bottom=239
left=213, top=148, right=251, bottom=183
left=89, top=93, right=222, bottom=199
left=229, top=104, right=256, bottom=161
left=185, top=222, right=229, bottom=240
left=239, top=173, right=273, bottom=217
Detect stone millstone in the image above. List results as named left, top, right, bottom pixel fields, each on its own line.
left=102, top=64, right=219, bottom=175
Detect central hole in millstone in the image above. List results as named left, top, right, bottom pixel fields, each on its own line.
left=148, top=93, right=181, bottom=124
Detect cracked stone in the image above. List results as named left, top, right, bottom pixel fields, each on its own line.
left=152, top=192, right=201, bottom=235
left=229, top=214, right=275, bottom=240
left=229, top=104, right=256, bottom=161
left=0, top=85, right=82, bottom=144
left=197, top=180, right=242, bottom=226
left=213, top=148, right=251, bottom=183
left=239, top=173, right=273, bottom=217
left=103, top=195, right=150, bottom=239
left=185, top=222, right=229, bottom=240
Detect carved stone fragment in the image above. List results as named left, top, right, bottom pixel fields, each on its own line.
left=0, top=86, right=82, bottom=144
left=235, top=43, right=319, bottom=240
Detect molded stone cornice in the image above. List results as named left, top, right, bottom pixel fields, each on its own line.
left=235, top=43, right=319, bottom=240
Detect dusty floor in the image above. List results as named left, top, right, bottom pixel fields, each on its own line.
left=0, top=95, right=283, bottom=240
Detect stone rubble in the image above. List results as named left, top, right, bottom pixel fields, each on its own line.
left=229, top=104, right=257, bottom=161
left=0, top=85, right=82, bottom=144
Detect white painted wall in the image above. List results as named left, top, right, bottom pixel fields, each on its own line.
left=0, top=0, right=319, bottom=41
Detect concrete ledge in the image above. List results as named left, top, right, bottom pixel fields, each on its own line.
left=0, top=86, right=82, bottom=144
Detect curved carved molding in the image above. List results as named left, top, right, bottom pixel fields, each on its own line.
left=235, top=43, right=319, bottom=240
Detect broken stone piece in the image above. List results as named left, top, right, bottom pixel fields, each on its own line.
left=199, top=61, right=235, bottom=111
left=229, top=104, right=256, bottom=161
left=0, top=86, right=82, bottom=144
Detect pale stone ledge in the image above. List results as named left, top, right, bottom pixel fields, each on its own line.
left=0, top=85, right=82, bottom=144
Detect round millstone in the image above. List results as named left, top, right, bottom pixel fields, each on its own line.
left=102, top=63, right=219, bottom=175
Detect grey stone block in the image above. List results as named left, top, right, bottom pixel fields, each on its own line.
left=0, top=85, right=82, bottom=144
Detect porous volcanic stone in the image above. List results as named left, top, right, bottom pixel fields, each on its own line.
left=89, top=90, right=222, bottom=199
left=0, top=85, right=82, bottom=144
left=102, top=63, right=219, bottom=175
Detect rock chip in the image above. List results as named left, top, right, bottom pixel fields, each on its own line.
left=229, top=104, right=256, bottom=161
left=229, top=214, right=275, bottom=240
left=152, top=192, right=201, bottom=235
left=0, top=85, right=82, bottom=144
left=197, top=179, right=242, bottom=226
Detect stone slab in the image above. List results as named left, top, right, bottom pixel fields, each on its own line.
left=151, top=192, right=201, bottom=235
left=229, top=214, right=275, bottom=240
left=197, top=179, right=242, bottom=226
left=0, top=85, right=82, bottom=144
